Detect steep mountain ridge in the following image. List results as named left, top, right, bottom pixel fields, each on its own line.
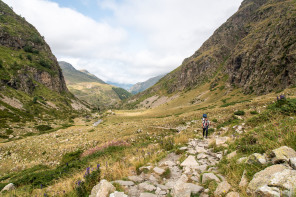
left=60, top=61, right=131, bottom=108
left=134, top=0, right=295, bottom=101
left=0, top=1, right=89, bottom=133
left=129, top=74, right=165, bottom=95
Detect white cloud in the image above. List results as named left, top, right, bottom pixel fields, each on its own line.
left=4, top=0, right=243, bottom=84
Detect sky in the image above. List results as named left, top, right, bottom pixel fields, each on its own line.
left=3, top=0, right=243, bottom=85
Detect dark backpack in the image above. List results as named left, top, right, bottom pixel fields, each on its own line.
left=203, top=114, right=207, bottom=118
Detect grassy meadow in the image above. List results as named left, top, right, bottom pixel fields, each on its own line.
left=0, top=83, right=296, bottom=196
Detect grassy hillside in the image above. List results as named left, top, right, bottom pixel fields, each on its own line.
left=60, top=61, right=132, bottom=108
left=0, top=1, right=90, bottom=138
left=126, top=0, right=296, bottom=108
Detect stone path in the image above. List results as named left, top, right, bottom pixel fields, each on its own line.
left=89, top=137, right=296, bottom=197
left=90, top=137, right=237, bottom=197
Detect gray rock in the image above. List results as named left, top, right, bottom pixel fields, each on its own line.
left=227, top=151, right=237, bottom=160
left=90, top=179, right=115, bottom=197
left=270, top=146, right=296, bottom=164
left=149, top=175, right=158, bottom=183
left=214, top=181, right=231, bottom=196
left=237, top=157, right=247, bottom=164
left=181, top=155, right=199, bottom=169
left=139, top=182, right=156, bottom=192
left=139, top=193, right=157, bottom=197
left=239, top=170, right=248, bottom=188
left=246, top=153, right=267, bottom=165
left=289, top=157, right=296, bottom=170
left=1, top=183, right=15, bottom=192
left=179, top=147, right=188, bottom=150
left=128, top=175, right=144, bottom=183
left=156, top=184, right=168, bottom=190
left=255, top=185, right=280, bottom=197
left=109, top=191, right=128, bottom=197
left=153, top=167, right=165, bottom=175
left=196, top=146, right=207, bottom=153
left=226, top=192, right=240, bottom=197
left=139, top=166, right=152, bottom=171
left=186, top=183, right=204, bottom=194
left=113, top=180, right=134, bottom=186
left=202, top=173, right=220, bottom=184
left=196, top=165, right=208, bottom=172
left=165, top=181, right=175, bottom=189
left=247, top=164, right=296, bottom=195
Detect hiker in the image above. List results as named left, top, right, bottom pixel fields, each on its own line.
left=202, top=114, right=210, bottom=138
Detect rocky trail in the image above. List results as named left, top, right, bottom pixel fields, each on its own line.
left=88, top=134, right=296, bottom=197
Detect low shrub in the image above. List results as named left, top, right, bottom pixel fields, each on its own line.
left=234, top=110, right=245, bottom=116
left=250, top=110, right=259, bottom=115
left=34, top=125, right=53, bottom=132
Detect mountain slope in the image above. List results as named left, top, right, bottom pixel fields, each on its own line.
left=59, top=61, right=105, bottom=85
left=129, top=74, right=165, bottom=95
left=0, top=1, right=89, bottom=134
left=60, top=61, right=131, bottom=108
left=132, top=0, right=295, bottom=103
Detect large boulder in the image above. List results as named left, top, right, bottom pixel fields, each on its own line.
left=247, top=164, right=296, bottom=196
left=270, top=146, right=296, bottom=164
left=214, top=181, right=231, bottom=196
left=1, top=183, right=15, bottom=192
left=90, top=179, right=115, bottom=197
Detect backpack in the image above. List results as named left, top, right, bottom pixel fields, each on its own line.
left=203, top=114, right=207, bottom=118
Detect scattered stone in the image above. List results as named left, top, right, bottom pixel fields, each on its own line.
left=246, top=153, right=267, bottom=165
left=109, top=191, right=128, bottom=197
left=149, top=175, right=158, bottom=183
left=153, top=167, right=165, bottom=175
left=239, top=170, right=248, bottom=188
left=139, top=166, right=152, bottom=172
left=289, top=157, right=296, bottom=170
left=139, top=193, right=157, bottom=197
left=226, top=192, right=240, bottom=197
left=139, top=182, right=156, bottom=192
left=181, top=155, right=199, bottom=169
left=202, top=173, right=220, bottom=184
left=1, top=183, right=15, bottom=192
left=187, top=183, right=204, bottom=194
left=215, top=137, right=229, bottom=145
left=128, top=175, right=144, bottom=183
left=270, top=146, right=296, bottom=164
left=196, top=146, right=207, bottom=153
left=255, top=185, right=280, bottom=197
left=113, top=180, right=135, bottom=186
left=237, top=157, right=247, bottom=164
left=179, top=147, right=188, bottom=151
left=227, top=151, right=237, bottom=160
left=214, top=181, right=231, bottom=196
left=90, top=179, right=115, bottom=197
left=196, top=165, right=208, bottom=172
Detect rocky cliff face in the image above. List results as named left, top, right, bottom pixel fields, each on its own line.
left=0, top=1, right=68, bottom=94
left=146, top=0, right=296, bottom=95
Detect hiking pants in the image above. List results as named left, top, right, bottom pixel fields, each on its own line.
left=203, top=127, right=208, bottom=138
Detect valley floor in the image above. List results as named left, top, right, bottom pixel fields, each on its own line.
left=0, top=85, right=296, bottom=196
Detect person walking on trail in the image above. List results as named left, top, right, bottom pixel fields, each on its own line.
left=202, top=114, right=210, bottom=138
